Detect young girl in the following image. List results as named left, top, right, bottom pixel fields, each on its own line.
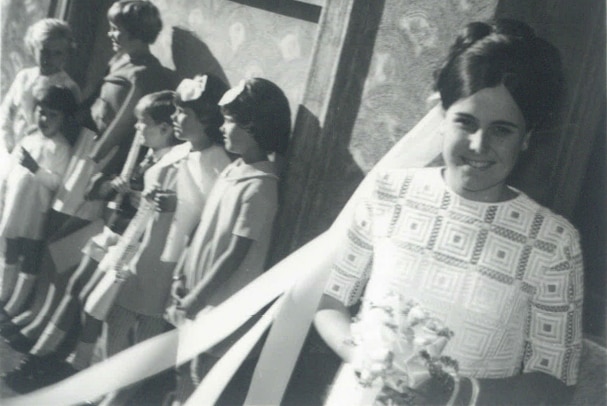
left=0, top=85, right=76, bottom=323
left=315, top=19, right=582, bottom=406
left=100, top=74, right=231, bottom=405
left=0, top=18, right=80, bottom=156
left=167, top=77, right=291, bottom=405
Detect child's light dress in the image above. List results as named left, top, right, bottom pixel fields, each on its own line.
left=0, top=130, right=72, bottom=240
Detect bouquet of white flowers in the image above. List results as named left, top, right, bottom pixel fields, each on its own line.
left=326, top=292, right=471, bottom=406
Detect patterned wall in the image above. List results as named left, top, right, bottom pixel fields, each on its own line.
left=151, top=0, right=318, bottom=122
left=1, top=0, right=52, bottom=99
left=348, top=0, right=498, bottom=172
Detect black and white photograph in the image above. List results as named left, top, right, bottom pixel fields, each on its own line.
left=0, top=0, right=605, bottom=405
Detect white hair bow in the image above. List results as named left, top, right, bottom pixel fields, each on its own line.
left=218, top=79, right=246, bottom=106
left=175, top=75, right=208, bottom=102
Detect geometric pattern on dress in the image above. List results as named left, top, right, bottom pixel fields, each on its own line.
left=373, top=243, right=427, bottom=291
left=406, top=172, right=443, bottom=206
left=529, top=306, right=570, bottom=345
left=452, top=320, right=494, bottom=360
left=477, top=231, right=524, bottom=278
left=492, top=327, right=526, bottom=362
left=523, top=341, right=569, bottom=383
left=464, top=276, right=516, bottom=323
left=390, top=208, right=436, bottom=247
left=536, top=270, right=571, bottom=306
left=536, top=212, right=574, bottom=245
left=325, top=267, right=369, bottom=307
left=493, top=197, right=535, bottom=235
left=434, top=218, right=478, bottom=263
left=450, top=194, right=491, bottom=220
left=522, top=248, right=554, bottom=286
left=419, top=261, right=467, bottom=305
left=334, top=235, right=372, bottom=279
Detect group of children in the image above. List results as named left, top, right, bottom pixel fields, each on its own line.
left=0, top=3, right=291, bottom=405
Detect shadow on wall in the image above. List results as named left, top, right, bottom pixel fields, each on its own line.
left=171, top=27, right=230, bottom=86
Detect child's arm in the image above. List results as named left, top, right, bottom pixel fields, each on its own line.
left=21, top=145, right=70, bottom=191
left=89, top=77, right=144, bottom=163
left=177, top=234, right=253, bottom=318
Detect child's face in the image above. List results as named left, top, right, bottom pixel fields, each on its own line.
left=220, top=114, right=257, bottom=155
left=136, top=112, right=171, bottom=150
left=107, top=22, right=135, bottom=54
left=171, top=105, right=207, bottom=143
left=35, top=105, right=64, bottom=138
left=34, top=38, right=69, bottom=75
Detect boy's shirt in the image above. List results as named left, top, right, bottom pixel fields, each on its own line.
left=182, top=157, right=279, bottom=307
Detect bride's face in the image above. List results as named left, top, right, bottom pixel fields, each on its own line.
left=441, top=84, right=530, bottom=203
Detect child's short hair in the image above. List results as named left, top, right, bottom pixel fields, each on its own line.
left=107, top=0, right=163, bottom=44
left=219, top=78, right=291, bottom=155
left=174, top=74, right=229, bottom=144
left=25, top=18, right=75, bottom=57
left=33, top=84, right=78, bottom=116
left=33, top=84, right=80, bottom=144
left=135, top=90, right=176, bottom=126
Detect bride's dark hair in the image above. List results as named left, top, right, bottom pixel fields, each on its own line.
left=434, top=19, right=564, bottom=132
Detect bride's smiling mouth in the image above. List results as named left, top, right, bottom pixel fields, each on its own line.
left=461, top=157, right=494, bottom=170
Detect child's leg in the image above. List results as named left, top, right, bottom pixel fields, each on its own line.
left=30, top=256, right=100, bottom=357
left=99, top=309, right=163, bottom=406
left=3, top=246, right=61, bottom=330
left=4, top=238, right=43, bottom=316
left=68, top=314, right=104, bottom=371
left=134, top=314, right=167, bottom=344
left=0, top=238, right=20, bottom=303
left=17, top=263, right=78, bottom=340
left=104, top=305, right=137, bottom=357
left=174, top=361, right=198, bottom=405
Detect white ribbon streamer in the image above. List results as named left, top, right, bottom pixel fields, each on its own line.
left=185, top=296, right=284, bottom=406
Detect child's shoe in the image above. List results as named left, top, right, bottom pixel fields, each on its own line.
left=5, top=331, right=35, bottom=353
left=0, top=320, right=20, bottom=337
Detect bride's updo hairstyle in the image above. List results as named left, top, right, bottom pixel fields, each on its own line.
left=434, top=19, right=564, bottom=133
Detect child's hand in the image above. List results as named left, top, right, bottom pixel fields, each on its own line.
left=164, top=303, right=188, bottom=327
left=110, top=176, right=130, bottom=194
left=171, top=279, right=186, bottom=301
left=127, top=191, right=142, bottom=209
left=146, top=189, right=177, bottom=212
left=19, top=147, right=39, bottom=173
left=175, top=293, right=204, bottom=319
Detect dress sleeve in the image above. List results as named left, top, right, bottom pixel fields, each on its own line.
left=88, top=76, right=140, bottom=163
left=523, top=223, right=584, bottom=385
left=232, top=179, right=278, bottom=241
left=323, top=194, right=375, bottom=307
left=35, top=141, right=72, bottom=191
